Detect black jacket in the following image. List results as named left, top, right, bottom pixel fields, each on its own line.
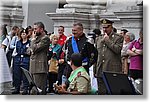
left=65, top=33, right=98, bottom=66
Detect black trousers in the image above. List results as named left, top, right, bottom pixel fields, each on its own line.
left=97, top=77, right=107, bottom=95
left=32, top=73, right=47, bottom=95
left=6, top=49, right=13, bottom=67
left=129, top=69, right=143, bottom=80
left=83, top=65, right=90, bottom=74
left=57, top=63, right=66, bottom=85
left=48, top=72, right=58, bottom=92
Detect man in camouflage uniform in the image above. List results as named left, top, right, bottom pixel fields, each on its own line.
left=94, top=19, right=124, bottom=95
left=55, top=53, right=91, bottom=95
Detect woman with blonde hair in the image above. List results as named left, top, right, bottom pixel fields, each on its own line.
left=48, top=34, right=61, bottom=93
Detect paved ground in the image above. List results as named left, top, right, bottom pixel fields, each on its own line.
left=0, top=82, right=13, bottom=95
left=0, top=82, right=56, bottom=95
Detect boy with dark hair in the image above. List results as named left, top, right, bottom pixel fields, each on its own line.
left=54, top=53, right=91, bottom=95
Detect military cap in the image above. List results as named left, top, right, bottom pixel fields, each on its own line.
left=100, top=19, right=114, bottom=27
left=121, top=29, right=128, bottom=33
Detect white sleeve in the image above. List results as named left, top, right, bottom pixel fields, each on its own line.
left=2, top=37, right=9, bottom=46
left=10, top=36, right=19, bottom=49
left=2, top=36, right=11, bottom=54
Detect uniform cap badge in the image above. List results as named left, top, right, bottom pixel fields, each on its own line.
left=103, top=19, right=107, bottom=24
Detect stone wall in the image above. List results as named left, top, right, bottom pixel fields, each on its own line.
left=0, top=0, right=24, bottom=31
left=46, top=0, right=143, bottom=39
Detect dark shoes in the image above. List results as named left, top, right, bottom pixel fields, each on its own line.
left=46, top=88, right=55, bottom=93
left=12, top=89, right=29, bottom=95
left=22, top=90, right=29, bottom=95
left=12, top=89, right=20, bottom=94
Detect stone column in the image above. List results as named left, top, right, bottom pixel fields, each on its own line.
left=46, top=0, right=108, bottom=36
left=46, top=0, right=142, bottom=38
left=89, top=0, right=107, bottom=30
left=91, top=0, right=107, bottom=14
left=0, top=0, right=24, bottom=30
left=46, top=0, right=92, bottom=36
left=114, top=1, right=143, bottom=39
left=97, top=0, right=142, bottom=38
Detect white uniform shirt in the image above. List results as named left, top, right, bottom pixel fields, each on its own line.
left=1, top=35, right=11, bottom=54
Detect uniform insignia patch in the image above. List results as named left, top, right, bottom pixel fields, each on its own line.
left=77, top=72, right=81, bottom=77
left=103, top=19, right=107, bottom=24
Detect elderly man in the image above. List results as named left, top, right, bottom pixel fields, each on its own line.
left=28, top=22, right=50, bottom=94
left=94, top=19, right=124, bottom=94
left=60, top=23, right=97, bottom=91
left=63, top=23, right=98, bottom=78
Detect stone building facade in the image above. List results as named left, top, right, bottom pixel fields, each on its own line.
left=46, top=0, right=143, bottom=39
left=0, top=0, right=58, bottom=32
left=0, top=0, right=24, bottom=30
left=0, top=0, right=143, bottom=37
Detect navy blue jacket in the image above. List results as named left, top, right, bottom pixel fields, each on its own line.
left=14, top=40, right=30, bottom=65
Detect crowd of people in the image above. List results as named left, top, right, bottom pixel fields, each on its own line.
left=0, top=19, right=143, bottom=95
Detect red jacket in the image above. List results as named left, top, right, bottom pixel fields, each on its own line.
left=58, top=34, right=67, bottom=59
left=58, top=34, right=67, bottom=46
